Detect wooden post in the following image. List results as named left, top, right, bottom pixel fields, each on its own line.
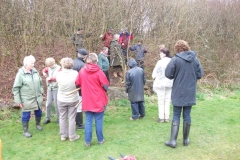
left=0, top=139, right=2, bottom=160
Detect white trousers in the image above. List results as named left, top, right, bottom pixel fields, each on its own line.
left=155, top=87, right=172, bottom=120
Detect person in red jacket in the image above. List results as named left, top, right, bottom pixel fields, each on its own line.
left=75, top=53, right=109, bottom=147
left=101, top=28, right=114, bottom=62
left=119, top=29, right=134, bottom=62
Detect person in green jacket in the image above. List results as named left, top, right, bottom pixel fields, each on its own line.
left=98, top=47, right=110, bottom=82
left=12, top=55, right=44, bottom=138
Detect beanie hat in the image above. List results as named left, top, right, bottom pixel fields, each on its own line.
left=77, top=48, right=88, bottom=55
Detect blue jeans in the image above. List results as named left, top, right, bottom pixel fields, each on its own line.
left=22, top=109, right=42, bottom=122
left=130, top=101, right=145, bottom=119
left=84, top=111, right=104, bottom=144
left=172, top=106, right=192, bottom=122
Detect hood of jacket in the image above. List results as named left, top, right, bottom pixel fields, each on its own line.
left=128, top=58, right=137, bottom=68
left=175, top=51, right=196, bottom=62
left=85, top=63, right=100, bottom=73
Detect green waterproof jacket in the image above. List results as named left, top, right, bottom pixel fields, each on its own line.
left=110, top=39, right=123, bottom=67
left=12, top=67, right=44, bottom=112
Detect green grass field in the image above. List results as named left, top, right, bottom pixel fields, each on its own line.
left=0, top=91, right=240, bottom=160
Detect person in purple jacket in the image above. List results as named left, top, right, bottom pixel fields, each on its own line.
left=164, top=40, right=204, bottom=148
left=129, top=40, right=148, bottom=70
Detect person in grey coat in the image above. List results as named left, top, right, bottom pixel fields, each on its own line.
left=125, top=58, right=146, bottom=120
left=73, top=48, right=88, bottom=130
left=71, top=27, right=91, bottom=51
left=164, top=40, right=204, bottom=148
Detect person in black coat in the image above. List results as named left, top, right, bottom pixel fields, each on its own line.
left=164, top=40, right=204, bottom=148
left=73, top=48, right=88, bottom=130
left=125, top=58, right=146, bottom=120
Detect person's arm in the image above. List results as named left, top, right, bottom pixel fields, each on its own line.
left=39, top=73, right=44, bottom=95
left=144, top=46, right=148, bottom=53
left=130, top=33, right=134, bottom=40
left=98, top=71, right=109, bottom=91
left=125, top=72, right=131, bottom=93
left=165, top=58, right=176, bottom=80
left=75, top=71, right=82, bottom=88
left=152, top=61, right=159, bottom=79
left=196, top=58, right=204, bottom=79
left=129, top=45, right=136, bottom=51
left=42, top=67, right=48, bottom=77
left=47, top=68, right=62, bottom=82
left=143, top=71, right=146, bottom=85
left=97, top=54, right=103, bottom=70
left=102, top=32, right=107, bottom=41
left=12, top=72, right=23, bottom=107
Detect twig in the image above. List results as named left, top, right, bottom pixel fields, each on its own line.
left=74, top=100, right=82, bottom=108
left=66, top=88, right=80, bottom=96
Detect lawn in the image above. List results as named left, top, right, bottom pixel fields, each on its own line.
left=0, top=91, right=240, bottom=160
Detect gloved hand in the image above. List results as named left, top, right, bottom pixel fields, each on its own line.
left=42, top=72, right=48, bottom=77
left=46, top=77, right=51, bottom=82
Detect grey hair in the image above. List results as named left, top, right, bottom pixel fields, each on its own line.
left=23, top=55, right=35, bottom=67
left=102, top=47, right=108, bottom=51
left=60, top=57, right=74, bottom=69
left=114, top=34, right=120, bottom=40
left=86, top=53, right=98, bottom=64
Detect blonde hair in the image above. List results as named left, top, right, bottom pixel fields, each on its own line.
left=23, top=55, right=35, bottom=67
left=60, top=57, right=74, bottom=69
left=174, top=40, right=190, bottom=53
left=86, top=53, right=98, bottom=64
left=45, top=57, right=55, bottom=67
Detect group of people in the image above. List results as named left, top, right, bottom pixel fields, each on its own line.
left=12, top=36, right=203, bottom=148
left=72, top=27, right=148, bottom=82
left=12, top=50, right=109, bottom=147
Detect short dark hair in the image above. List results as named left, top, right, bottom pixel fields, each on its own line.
left=160, top=48, right=171, bottom=58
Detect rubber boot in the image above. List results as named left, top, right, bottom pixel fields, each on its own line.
left=35, top=117, right=43, bottom=131
left=76, top=112, right=84, bottom=130
left=164, top=121, right=180, bottom=148
left=183, top=121, right=191, bottom=146
left=22, top=122, right=32, bottom=138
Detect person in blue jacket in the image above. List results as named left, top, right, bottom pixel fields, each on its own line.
left=164, top=40, right=204, bottom=148
left=129, top=40, right=148, bottom=70
left=125, top=58, right=146, bottom=120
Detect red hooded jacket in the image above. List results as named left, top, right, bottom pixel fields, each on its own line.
left=75, top=63, right=109, bottom=112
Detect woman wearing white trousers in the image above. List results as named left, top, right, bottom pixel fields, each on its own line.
left=152, top=48, right=173, bottom=123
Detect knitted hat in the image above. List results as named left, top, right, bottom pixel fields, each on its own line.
left=77, top=48, right=88, bottom=55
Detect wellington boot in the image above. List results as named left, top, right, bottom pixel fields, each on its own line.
left=35, top=117, right=43, bottom=131
left=183, top=121, right=191, bottom=146
left=22, top=122, right=32, bottom=138
left=164, top=121, right=180, bottom=148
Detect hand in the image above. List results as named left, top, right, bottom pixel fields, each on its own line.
left=46, top=77, right=51, bottom=82
left=18, top=103, right=23, bottom=108
left=43, top=72, right=48, bottom=77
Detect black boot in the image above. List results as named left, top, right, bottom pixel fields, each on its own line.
left=35, top=117, right=43, bottom=131
left=22, top=122, right=32, bottom=138
left=76, top=112, right=84, bottom=130
left=183, top=121, right=191, bottom=146
left=164, top=121, right=180, bottom=148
